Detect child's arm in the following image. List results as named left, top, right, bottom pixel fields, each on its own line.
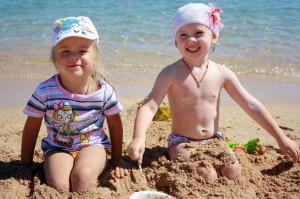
left=127, top=67, right=172, bottom=162
left=107, top=113, right=123, bottom=159
left=106, top=113, right=129, bottom=178
left=127, top=98, right=159, bottom=162
left=16, top=116, right=43, bottom=185
left=224, top=68, right=300, bottom=162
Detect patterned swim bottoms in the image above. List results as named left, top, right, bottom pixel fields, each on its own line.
left=167, top=132, right=224, bottom=149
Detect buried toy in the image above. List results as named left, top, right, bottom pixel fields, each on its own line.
left=228, top=138, right=266, bottom=155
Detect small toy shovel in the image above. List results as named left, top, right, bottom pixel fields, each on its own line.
left=138, top=162, right=147, bottom=183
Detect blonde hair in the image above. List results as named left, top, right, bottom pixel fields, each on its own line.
left=49, top=41, right=114, bottom=89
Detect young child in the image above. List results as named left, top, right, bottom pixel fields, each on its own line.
left=127, top=3, right=299, bottom=182
left=16, top=16, right=128, bottom=193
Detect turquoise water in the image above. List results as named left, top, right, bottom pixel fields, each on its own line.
left=1, top=0, right=300, bottom=81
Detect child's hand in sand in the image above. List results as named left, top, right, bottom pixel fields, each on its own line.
left=16, top=165, right=33, bottom=186
left=127, top=137, right=145, bottom=163
left=111, top=157, right=130, bottom=178
left=276, top=135, right=300, bottom=163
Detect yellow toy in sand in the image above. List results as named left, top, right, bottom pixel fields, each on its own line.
left=153, top=103, right=171, bottom=121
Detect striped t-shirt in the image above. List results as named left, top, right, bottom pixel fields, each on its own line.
left=23, top=74, right=123, bottom=156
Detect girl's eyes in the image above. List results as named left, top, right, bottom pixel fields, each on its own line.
left=180, top=34, right=188, bottom=39
left=179, top=32, right=204, bottom=39
left=57, top=49, right=70, bottom=56
left=195, top=31, right=204, bottom=36
left=58, top=50, right=89, bottom=55
left=60, top=51, right=69, bottom=55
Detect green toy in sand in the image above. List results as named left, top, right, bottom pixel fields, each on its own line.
left=228, top=138, right=266, bottom=155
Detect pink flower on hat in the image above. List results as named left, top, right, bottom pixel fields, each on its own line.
left=212, top=9, right=221, bottom=25
left=209, top=3, right=224, bottom=28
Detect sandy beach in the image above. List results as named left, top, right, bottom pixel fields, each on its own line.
left=0, top=75, right=299, bottom=199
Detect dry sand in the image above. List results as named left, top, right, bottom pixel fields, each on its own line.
left=0, top=98, right=299, bottom=198
left=0, top=76, right=300, bottom=199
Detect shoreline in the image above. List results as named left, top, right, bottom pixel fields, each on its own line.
left=1, top=74, right=300, bottom=110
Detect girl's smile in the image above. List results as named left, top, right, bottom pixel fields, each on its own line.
left=186, top=46, right=200, bottom=53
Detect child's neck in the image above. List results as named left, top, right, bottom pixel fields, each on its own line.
left=59, top=75, right=97, bottom=95
left=182, top=57, right=209, bottom=69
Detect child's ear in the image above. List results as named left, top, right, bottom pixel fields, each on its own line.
left=175, top=40, right=178, bottom=47
left=211, top=33, right=218, bottom=44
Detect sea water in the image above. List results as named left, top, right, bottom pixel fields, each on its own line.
left=1, top=0, right=299, bottom=82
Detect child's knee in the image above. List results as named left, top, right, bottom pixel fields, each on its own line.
left=194, top=162, right=218, bottom=183
left=71, top=168, right=99, bottom=193
left=70, top=169, right=96, bottom=192
left=71, top=168, right=95, bottom=183
left=169, top=143, right=193, bottom=161
left=47, top=178, right=70, bottom=193
left=220, top=161, right=241, bottom=179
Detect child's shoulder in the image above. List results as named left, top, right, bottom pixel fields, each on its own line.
left=209, top=60, right=237, bottom=80
left=161, top=59, right=183, bottom=73
left=37, top=75, right=57, bottom=88
left=156, top=61, right=182, bottom=82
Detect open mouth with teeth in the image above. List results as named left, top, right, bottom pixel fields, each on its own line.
left=187, top=47, right=200, bottom=52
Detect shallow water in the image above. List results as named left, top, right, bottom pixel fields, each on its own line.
left=1, top=0, right=299, bottom=82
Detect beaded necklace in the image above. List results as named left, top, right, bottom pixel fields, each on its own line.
left=182, top=58, right=209, bottom=88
